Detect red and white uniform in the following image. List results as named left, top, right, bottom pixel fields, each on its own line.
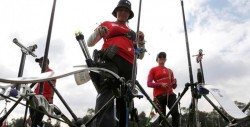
left=100, top=21, right=134, bottom=64
left=34, top=68, right=56, bottom=101
left=147, top=66, right=176, bottom=97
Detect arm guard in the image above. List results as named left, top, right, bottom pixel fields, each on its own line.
left=87, top=29, right=102, bottom=47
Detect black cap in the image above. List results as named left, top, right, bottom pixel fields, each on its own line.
left=35, top=57, right=49, bottom=64
left=156, top=52, right=166, bottom=61
left=112, top=0, right=134, bottom=20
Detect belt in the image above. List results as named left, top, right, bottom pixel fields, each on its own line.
left=156, top=93, right=168, bottom=98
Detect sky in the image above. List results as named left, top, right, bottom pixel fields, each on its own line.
left=0, top=0, right=250, bottom=126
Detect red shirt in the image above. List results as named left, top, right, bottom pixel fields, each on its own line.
left=100, top=21, right=134, bottom=64
left=147, top=66, right=176, bottom=97
left=34, top=68, right=56, bottom=100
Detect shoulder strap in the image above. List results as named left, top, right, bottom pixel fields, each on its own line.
left=167, top=68, right=172, bottom=80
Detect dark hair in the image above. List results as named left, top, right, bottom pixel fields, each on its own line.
left=156, top=52, right=166, bottom=61
left=112, top=0, right=134, bottom=19
left=35, top=57, right=49, bottom=64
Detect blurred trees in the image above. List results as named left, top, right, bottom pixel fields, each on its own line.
left=5, top=101, right=250, bottom=127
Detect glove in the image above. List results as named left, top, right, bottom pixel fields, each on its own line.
left=97, top=26, right=109, bottom=37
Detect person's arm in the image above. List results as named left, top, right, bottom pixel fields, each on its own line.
left=172, top=79, right=177, bottom=89
left=87, top=26, right=108, bottom=47
left=170, top=69, right=177, bottom=89
left=147, top=76, right=161, bottom=88
left=48, top=80, right=56, bottom=104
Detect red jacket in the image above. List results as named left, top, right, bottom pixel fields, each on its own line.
left=100, top=21, right=134, bottom=64
left=34, top=68, right=56, bottom=101
left=147, top=66, right=176, bottom=97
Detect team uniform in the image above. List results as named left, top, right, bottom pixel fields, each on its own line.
left=34, top=68, right=56, bottom=101
left=30, top=68, right=56, bottom=127
left=93, top=21, right=136, bottom=127
left=147, top=66, right=179, bottom=127
left=100, top=21, right=135, bottom=64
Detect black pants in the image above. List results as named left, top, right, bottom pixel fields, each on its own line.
left=93, top=55, right=133, bottom=127
left=30, top=107, right=44, bottom=127
left=155, top=93, right=179, bottom=127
